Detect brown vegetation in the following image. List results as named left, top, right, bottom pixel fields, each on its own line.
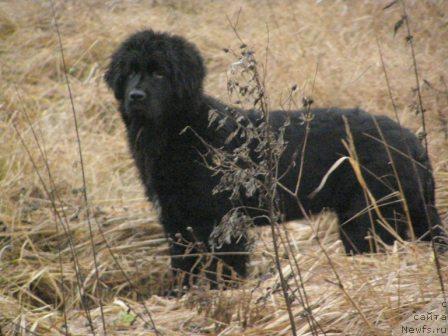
left=0, top=0, right=447, bottom=335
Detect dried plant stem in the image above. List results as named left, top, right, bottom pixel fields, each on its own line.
left=257, top=58, right=298, bottom=336
left=400, top=1, right=427, bottom=152
left=225, top=17, right=299, bottom=334
left=92, top=217, right=161, bottom=334
left=440, top=76, right=448, bottom=140
left=294, top=62, right=319, bottom=195
left=13, top=123, right=91, bottom=334
left=296, top=200, right=380, bottom=336
left=267, top=213, right=298, bottom=336
left=400, top=0, right=446, bottom=299
left=20, top=72, right=161, bottom=332
left=276, top=176, right=383, bottom=334
left=375, top=37, right=414, bottom=239
left=14, top=89, right=70, bottom=335
left=50, top=1, right=106, bottom=334
left=277, top=224, right=325, bottom=335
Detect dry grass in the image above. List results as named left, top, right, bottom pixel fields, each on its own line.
left=0, top=0, right=447, bottom=335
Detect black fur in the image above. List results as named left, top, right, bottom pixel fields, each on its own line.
left=105, top=30, right=444, bottom=284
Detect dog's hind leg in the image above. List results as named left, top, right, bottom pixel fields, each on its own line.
left=336, top=185, right=409, bottom=254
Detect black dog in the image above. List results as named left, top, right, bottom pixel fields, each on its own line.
left=105, top=30, right=444, bottom=284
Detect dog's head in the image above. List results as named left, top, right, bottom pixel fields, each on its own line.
left=105, top=30, right=206, bottom=121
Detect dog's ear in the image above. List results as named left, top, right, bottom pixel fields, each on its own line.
left=104, top=53, right=126, bottom=101
left=171, top=39, right=206, bottom=102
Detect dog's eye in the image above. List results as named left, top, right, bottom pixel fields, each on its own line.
left=129, top=72, right=136, bottom=80
left=153, top=72, right=164, bottom=79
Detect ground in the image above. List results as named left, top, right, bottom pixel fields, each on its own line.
left=0, top=1, right=447, bottom=335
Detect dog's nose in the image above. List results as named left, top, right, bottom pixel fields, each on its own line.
left=129, top=89, right=146, bottom=101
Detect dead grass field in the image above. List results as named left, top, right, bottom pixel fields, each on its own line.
left=0, top=0, right=447, bottom=335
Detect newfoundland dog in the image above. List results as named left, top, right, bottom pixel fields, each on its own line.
left=105, top=30, right=444, bottom=286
